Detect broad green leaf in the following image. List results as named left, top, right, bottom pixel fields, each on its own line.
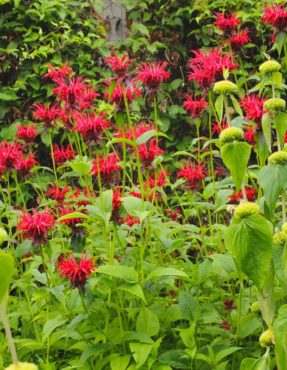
left=136, top=130, right=156, bottom=145
left=106, top=137, right=136, bottom=148
left=240, top=352, right=270, bottom=370
left=258, top=164, right=287, bottom=211
left=58, top=212, right=88, bottom=222
left=122, top=196, right=143, bottom=215
left=215, top=94, right=224, bottom=123
left=136, top=308, right=160, bottom=337
left=230, top=95, right=243, bottom=117
left=261, top=113, right=272, bottom=151
left=274, top=304, right=287, bottom=370
left=146, top=267, right=188, bottom=281
left=224, top=214, right=273, bottom=289
left=110, top=355, right=131, bottom=370
left=97, top=265, right=138, bottom=283
left=274, top=112, right=287, bottom=147
left=42, top=315, right=67, bottom=342
left=129, top=342, right=153, bottom=368
left=215, top=347, right=241, bottom=363
left=221, top=141, right=251, bottom=191
left=0, top=88, right=18, bottom=101
left=0, top=251, right=14, bottom=304
left=178, top=292, right=200, bottom=321
left=119, top=283, right=146, bottom=303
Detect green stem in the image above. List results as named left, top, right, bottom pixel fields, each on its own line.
left=0, top=301, right=18, bottom=365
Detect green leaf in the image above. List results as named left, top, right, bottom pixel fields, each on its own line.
left=275, top=112, right=287, bottom=147
left=146, top=267, right=188, bottom=281
left=258, top=164, right=287, bottom=211
left=136, top=130, right=156, bottom=145
left=240, top=352, right=270, bottom=370
left=230, top=95, right=243, bottom=117
left=129, top=342, right=153, bottom=368
left=221, top=141, right=251, bottom=191
left=97, top=265, right=138, bottom=283
left=106, top=137, right=136, bottom=148
left=136, top=308, right=160, bottom=337
left=119, top=283, right=146, bottom=303
left=178, top=291, right=200, bottom=321
left=58, top=212, right=88, bottom=222
left=42, top=315, right=67, bottom=342
left=0, top=251, right=14, bottom=304
left=274, top=304, right=287, bottom=370
left=261, top=113, right=272, bottom=152
left=0, top=88, right=18, bottom=101
left=215, top=94, right=224, bottom=123
left=122, top=196, right=143, bottom=215
left=224, top=214, right=273, bottom=289
left=110, top=355, right=131, bottom=370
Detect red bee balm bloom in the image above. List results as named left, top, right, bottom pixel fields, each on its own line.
left=244, top=126, right=256, bottom=144
left=138, top=139, right=164, bottom=165
left=33, top=103, right=61, bottom=126
left=214, top=13, right=241, bottom=33
left=105, top=54, right=133, bottom=76
left=91, top=153, right=121, bottom=182
left=240, top=95, right=265, bottom=123
left=183, top=96, right=207, bottom=118
left=44, top=64, right=73, bottom=81
left=18, top=209, right=55, bottom=244
left=229, top=187, right=256, bottom=204
left=0, top=141, right=23, bottom=172
left=46, top=185, right=70, bottom=203
left=15, top=154, right=38, bottom=178
left=230, top=29, right=250, bottom=47
left=104, top=81, right=141, bottom=105
left=120, top=214, right=140, bottom=227
left=137, top=61, right=170, bottom=89
left=53, top=144, right=75, bottom=165
left=177, top=162, right=207, bottom=188
left=212, top=121, right=228, bottom=136
left=73, top=112, right=111, bottom=143
left=57, top=255, right=94, bottom=290
left=16, top=124, right=40, bottom=142
left=263, top=5, right=287, bottom=31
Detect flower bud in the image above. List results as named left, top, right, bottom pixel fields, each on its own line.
left=219, top=127, right=244, bottom=145
left=268, top=151, right=287, bottom=165
left=263, top=98, right=286, bottom=113
left=213, top=80, right=237, bottom=95
left=0, top=227, right=8, bottom=245
left=259, top=328, right=274, bottom=347
left=259, top=60, right=281, bottom=74
left=250, top=301, right=260, bottom=313
left=5, top=363, right=38, bottom=370
left=234, top=202, right=260, bottom=219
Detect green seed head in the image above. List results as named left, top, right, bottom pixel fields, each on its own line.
left=282, top=223, right=287, bottom=234
left=0, top=227, right=8, bottom=245
left=259, top=60, right=281, bottom=74
left=263, top=98, right=286, bottom=113
left=268, top=151, right=287, bottom=165
left=5, top=363, right=38, bottom=370
left=259, top=328, right=274, bottom=347
left=213, top=80, right=237, bottom=95
left=219, top=127, right=244, bottom=145
left=250, top=301, right=260, bottom=313
left=234, top=202, right=260, bottom=219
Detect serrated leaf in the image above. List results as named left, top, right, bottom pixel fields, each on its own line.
left=42, top=315, right=67, bottom=342
left=136, top=308, right=160, bottom=337
left=146, top=267, right=188, bottom=281
left=97, top=265, right=138, bottom=283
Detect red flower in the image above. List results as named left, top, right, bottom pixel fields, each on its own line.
left=59, top=207, right=84, bottom=227
left=177, top=162, right=207, bottom=188
left=244, top=126, right=256, bottom=144
left=263, top=5, right=287, bottom=31
left=224, top=299, right=236, bottom=311
left=240, top=95, right=265, bottom=123
left=188, top=48, right=237, bottom=88
left=53, top=144, right=75, bottom=165
left=230, top=29, right=250, bottom=47
left=138, top=139, right=164, bottom=165
left=16, top=124, right=40, bottom=142
left=147, top=170, right=167, bottom=188
left=212, top=121, right=228, bottom=135
left=105, top=54, right=133, bottom=76
left=104, top=81, right=141, bottom=105
left=136, top=61, right=170, bottom=90
left=15, top=154, right=38, bottom=177
left=130, top=191, right=142, bottom=199
left=91, top=153, right=121, bottom=182
left=229, top=187, right=256, bottom=204
left=46, top=185, right=70, bottom=203
left=165, top=209, right=182, bottom=221
left=57, top=255, right=94, bottom=290
left=33, top=103, right=61, bottom=126
left=120, top=214, right=140, bottom=227
left=0, top=141, right=23, bottom=172
left=183, top=95, right=207, bottom=118
left=220, top=321, right=231, bottom=331
left=116, top=122, right=155, bottom=143
left=112, top=189, right=122, bottom=212
left=44, top=64, right=73, bottom=81
left=214, top=13, right=241, bottom=33
left=69, top=187, right=93, bottom=207
left=73, top=112, right=111, bottom=143
left=18, top=209, right=55, bottom=244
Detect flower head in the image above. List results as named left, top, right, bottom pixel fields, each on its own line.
left=105, top=54, right=133, bottom=76
left=240, top=95, right=265, bottom=123
left=15, top=153, right=38, bottom=178
left=91, top=153, right=121, bottom=182
left=57, top=255, right=94, bottom=290
left=120, top=214, right=140, bottom=227
left=264, top=98, right=286, bottom=112
left=183, top=95, right=208, bottom=118
left=33, top=103, right=61, bottom=126
left=234, top=202, right=259, bottom=219
left=73, top=112, right=111, bottom=143
left=104, top=81, right=141, bottom=105
left=230, top=29, right=250, bottom=47
left=220, top=127, right=244, bottom=145
left=268, top=151, right=287, bottom=165
left=262, top=5, right=287, bottom=31
left=177, top=162, right=207, bottom=188
left=0, top=141, right=23, bottom=172
left=259, top=328, right=274, bottom=347
left=16, top=124, right=40, bottom=142
left=244, top=126, right=256, bottom=144
left=136, top=61, right=170, bottom=90
left=259, top=60, right=281, bottom=74
left=137, top=139, right=164, bottom=165
left=44, top=64, right=73, bottom=81
left=213, top=80, right=237, bottom=95
left=229, top=187, right=256, bottom=204
left=214, top=13, right=241, bottom=33
left=53, top=144, right=75, bottom=165
left=212, top=120, right=228, bottom=135
left=46, top=185, right=70, bottom=203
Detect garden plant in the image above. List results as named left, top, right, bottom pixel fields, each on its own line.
left=1, top=0, right=287, bottom=369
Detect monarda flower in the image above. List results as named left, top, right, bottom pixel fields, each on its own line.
left=220, top=321, right=231, bottom=331
left=116, top=122, right=155, bottom=143
left=212, top=121, right=228, bottom=135
left=44, top=64, right=73, bottom=81
left=0, top=141, right=23, bottom=172
left=18, top=209, right=55, bottom=244
left=15, top=154, right=38, bottom=178
left=214, top=13, right=241, bottom=33
left=223, top=299, right=236, bottom=311
left=59, top=207, right=84, bottom=228
left=46, top=185, right=70, bottom=203
left=262, top=5, right=287, bottom=31
left=177, top=162, right=207, bottom=188
left=229, top=187, right=256, bottom=204
left=57, top=255, right=94, bottom=290
left=182, top=95, right=207, bottom=118
left=90, top=153, right=121, bottom=182
left=240, top=95, right=265, bottom=123
left=136, top=61, right=170, bottom=90
left=73, top=112, right=111, bottom=143
left=16, top=124, right=40, bottom=142
left=33, top=103, right=61, bottom=126
left=230, top=29, right=250, bottom=47
left=137, top=139, right=164, bottom=165
left=147, top=170, right=167, bottom=188
left=53, top=144, right=75, bottom=165
left=120, top=214, right=140, bottom=227
left=105, top=53, right=133, bottom=77
left=104, top=81, right=141, bottom=105
left=244, top=126, right=256, bottom=144
left=165, top=209, right=182, bottom=221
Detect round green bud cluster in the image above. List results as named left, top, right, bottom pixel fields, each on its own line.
left=0, top=227, right=8, bottom=245
left=213, top=80, right=237, bottom=95
left=234, top=202, right=260, bottom=219
left=5, top=363, right=38, bottom=370
left=259, top=60, right=281, bottom=74
left=263, top=98, right=286, bottom=112
left=219, top=127, right=244, bottom=145
left=250, top=301, right=260, bottom=313
left=259, top=328, right=274, bottom=347
left=273, top=223, right=287, bottom=245
left=268, top=151, right=287, bottom=165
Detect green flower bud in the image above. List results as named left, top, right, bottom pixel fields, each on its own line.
left=259, top=60, right=281, bottom=74
left=0, top=227, right=8, bottom=245
left=281, top=222, right=287, bottom=234
left=273, top=231, right=284, bottom=245
left=5, top=363, right=38, bottom=370
left=259, top=328, right=274, bottom=347
left=234, top=202, right=260, bottom=219
left=219, top=127, right=244, bottom=145
left=268, top=151, right=287, bottom=165
left=263, top=98, right=286, bottom=112
left=250, top=301, right=260, bottom=313
left=213, top=80, right=237, bottom=95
